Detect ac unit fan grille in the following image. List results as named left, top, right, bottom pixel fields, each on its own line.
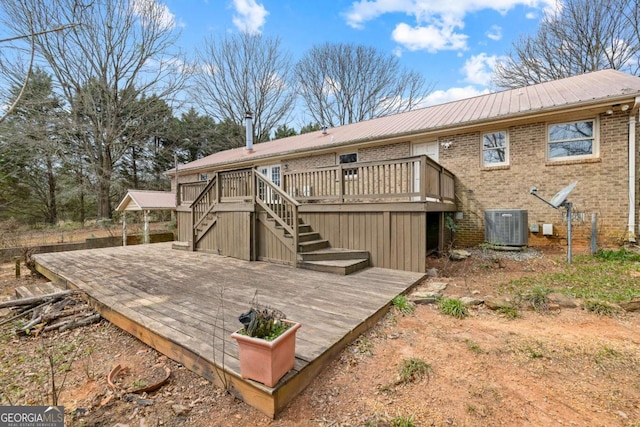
left=484, top=209, right=528, bottom=246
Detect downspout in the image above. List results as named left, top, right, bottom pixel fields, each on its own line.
left=629, top=96, right=640, bottom=243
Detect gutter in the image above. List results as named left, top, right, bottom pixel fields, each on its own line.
left=629, top=96, right=640, bottom=243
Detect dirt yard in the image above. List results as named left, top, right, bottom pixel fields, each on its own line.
left=1, top=247, right=639, bottom=426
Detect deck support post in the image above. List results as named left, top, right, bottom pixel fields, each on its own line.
left=122, top=212, right=127, bottom=246
left=143, top=210, right=150, bottom=244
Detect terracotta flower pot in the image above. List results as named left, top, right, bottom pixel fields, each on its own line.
left=231, top=320, right=301, bottom=387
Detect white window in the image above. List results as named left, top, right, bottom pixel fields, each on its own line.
left=482, top=131, right=508, bottom=166
left=548, top=119, right=597, bottom=160
left=339, top=152, right=358, bottom=178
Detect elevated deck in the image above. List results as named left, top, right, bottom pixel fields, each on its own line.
left=33, top=243, right=424, bottom=417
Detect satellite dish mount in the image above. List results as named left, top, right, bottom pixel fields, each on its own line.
left=529, top=181, right=578, bottom=263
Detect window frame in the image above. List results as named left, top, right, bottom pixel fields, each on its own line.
left=481, top=130, right=509, bottom=167
left=546, top=118, right=599, bottom=162
left=338, top=152, right=358, bottom=179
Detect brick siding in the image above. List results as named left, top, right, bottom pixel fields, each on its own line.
left=438, top=111, right=637, bottom=248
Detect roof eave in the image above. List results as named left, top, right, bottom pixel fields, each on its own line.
left=166, top=93, right=639, bottom=177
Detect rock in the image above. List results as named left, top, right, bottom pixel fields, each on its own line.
left=484, top=297, right=514, bottom=310
left=123, top=394, right=154, bottom=406
left=615, top=410, right=628, bottom=420
left=426, top=268, right=439, bottom=277
left=619, top=299, right=640, bottom=312
left=412, top=291, right=441, bottom=299
left=172, top=404, right=191, bottom=416
left=450, top=249, right=471, bottom=260
left=460, top=296, right=483, bottom=306
left=413, top=297, right=438, bottom=305
left=426, top=282, right=448, bottom=292
left=548, top=293, right=578, bottom=308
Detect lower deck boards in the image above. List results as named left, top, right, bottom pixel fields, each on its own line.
left=34, top=242, right=424, bottom=417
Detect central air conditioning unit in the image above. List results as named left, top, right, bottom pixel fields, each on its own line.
left=484, top=209, right=528, bottom=246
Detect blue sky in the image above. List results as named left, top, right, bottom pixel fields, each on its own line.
left=164, top=0, right=556, bottom=112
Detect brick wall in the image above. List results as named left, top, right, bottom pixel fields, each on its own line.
left=286, top=153, right=336, bottom=171
left=358, top=142, right=411, bottom=162
left=438, top=111, right=636, bottom=248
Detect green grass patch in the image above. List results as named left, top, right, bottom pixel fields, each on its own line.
left=464, top=339, right=483, bottom=354
left=390, top=415, right=416, bottom=427
left=439, top=297, right=468, bottom=318
left=583, top=300, right=618, bottom=316
left=392, top=295, right=415, bottom=315
left=398, top=357, right=432, bottom=384
left=497, top=304, right=520, bottom=319
left=502, top=250, right=640, bottom=304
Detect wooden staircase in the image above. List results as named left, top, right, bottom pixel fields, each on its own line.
left=276, top=217, right=370, bottom=275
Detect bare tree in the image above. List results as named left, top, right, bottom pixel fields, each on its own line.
left=295, top=43, right=433, bottom=128
left=494, top=0, right=640, bottom=88
left=192, top=33, right=296, bottom=143
left=3, top=0, right=186, bottom=219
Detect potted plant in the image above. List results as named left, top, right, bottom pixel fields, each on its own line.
left=230, top=303, right=301, bottom=387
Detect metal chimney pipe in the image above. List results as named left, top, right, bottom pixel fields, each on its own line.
left=245, top=111, right=254, bottom=152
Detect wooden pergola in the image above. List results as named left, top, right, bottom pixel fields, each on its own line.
left=115, top=190, right=176, bottom=245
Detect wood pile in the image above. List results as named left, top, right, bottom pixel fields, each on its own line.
left=0, top=290, right=101, bottom=335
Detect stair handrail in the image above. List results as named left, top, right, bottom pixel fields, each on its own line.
left=253, top=169, right=300, bottom=257
left=190, top=173, right=218, bottom=248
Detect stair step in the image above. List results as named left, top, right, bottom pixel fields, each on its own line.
left=298, top=259, right=369, bottom=275
left=297, top=224, right=312, bottom=233
left=297, top=248, right=370, bottom=261
left=288, top=231, right=320, bottom=242
left=298, top=239, right=330, bottom=252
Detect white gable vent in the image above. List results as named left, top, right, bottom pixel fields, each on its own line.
left=484, top=209, right=528, bottom=246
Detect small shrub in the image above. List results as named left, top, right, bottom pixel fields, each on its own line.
left=525, top=286, right=551, bottom=312
left=497, top=305, right=520, bottom=319
left=392, top=295, right=415, bottom=315
left=391, top=415, right=416, bottom=427
left=398, top=357, right=431, bottom=384
left=439, top=297, right=468, bottom=318
left=584, top=300, right=618, bottom=316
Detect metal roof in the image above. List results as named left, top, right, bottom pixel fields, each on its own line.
left=173, top=69, right=640, bottom=174
left=116, top=190, right=176, bottom=211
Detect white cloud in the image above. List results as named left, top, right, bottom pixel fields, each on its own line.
left=421, top=85, right=491, bottom=107
left=525, top=11, right=538, bottom=19
left=131, top=0, right=177, bottom=30
left=344, top=0, right=556, bottom=52
left=462, top=53, right=502, bottom=86
left=392, top=23, right=468, bottom=52
left=486, top=25, right=502, bottom=41
left=232, top=0, right=268, bottom=34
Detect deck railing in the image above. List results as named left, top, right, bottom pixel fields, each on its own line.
left=284, top=155, right=455, bottom=203
left=178, top=181, right=207, bottom=205
left=219, top=169, right=254, bottom=201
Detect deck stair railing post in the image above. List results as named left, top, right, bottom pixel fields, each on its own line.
left=254, top=169, right=300, bottom=262
left=190, top=172, right=219, bottom=249
left=419, top=155, right=427, bottom=202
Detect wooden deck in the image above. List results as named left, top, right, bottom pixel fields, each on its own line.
left=33, top=242, right=425, bottom=417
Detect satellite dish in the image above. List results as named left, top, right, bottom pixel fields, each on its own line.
left=549, top=181, right=577, bottom=208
